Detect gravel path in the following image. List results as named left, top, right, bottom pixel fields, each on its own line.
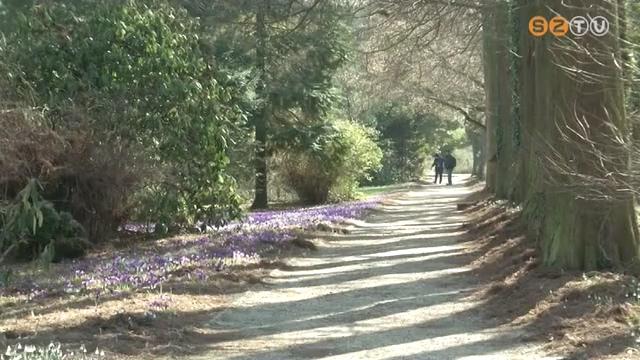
left=177, top=177, right=559, bottom=360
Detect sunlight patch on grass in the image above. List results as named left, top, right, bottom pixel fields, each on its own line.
left=358, top=184, right=410, bottom=198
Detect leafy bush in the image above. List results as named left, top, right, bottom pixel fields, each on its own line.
left=0, top=179, right=86, bottom=263
left=2, top=0, right=244, bottom=239
left=328, top=119, right=383, bottom=200
left=0, top=104, right=143, bottom=242
left=279, top=118, right=382, bottom=204
left=279, top=153, right=335, bottom=204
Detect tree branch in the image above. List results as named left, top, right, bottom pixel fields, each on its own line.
left=424, top=94, right=486, bottom=130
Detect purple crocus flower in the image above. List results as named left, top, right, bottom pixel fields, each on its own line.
left=0, top=198, right=380, bottom=300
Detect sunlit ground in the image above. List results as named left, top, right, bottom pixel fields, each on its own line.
left=172, top=176, right=557, bottom=360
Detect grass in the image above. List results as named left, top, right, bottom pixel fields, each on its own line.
left=257, top=183, right=405, bottom=210
left=358, top=183, right=412, bottom=198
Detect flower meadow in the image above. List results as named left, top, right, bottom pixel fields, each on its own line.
left=0, top=199, right=380, bottom=302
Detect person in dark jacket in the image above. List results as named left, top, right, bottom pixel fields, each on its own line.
left=443, top=152, right=457, bottom=185
left=431, top=153, right=444, bottom=184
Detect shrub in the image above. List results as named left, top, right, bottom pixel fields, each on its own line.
left=279, top=152, right=335, bottom=204
left=0, top=109, right=64, bottom=192
left=0, top=107, right=151, bottom=242
left=0, top=179, right=87, bottom=263
left=328, top=119, right=383, bottom=201
left=279, top=118, right=382, bottom=204
left=1, top=0, right=244, bottom=239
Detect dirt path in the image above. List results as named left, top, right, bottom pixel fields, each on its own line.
left=174, top=177, right=559, bottom=360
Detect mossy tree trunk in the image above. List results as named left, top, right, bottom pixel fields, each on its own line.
left=492, top=1, right=516, bottom=200
left=514, top=0, right=640, bottom=269
left=507, top=0, right=525, bottom=203
left=482, top=1, right=518, bottom=198
left=511, top=0, right=544, bottom=214
left=481, top=3, right=499, bottom=192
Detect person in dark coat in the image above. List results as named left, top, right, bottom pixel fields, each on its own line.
left=443, top=152, right=457, bottom=185
left=431, top=153, right=444, bottom=184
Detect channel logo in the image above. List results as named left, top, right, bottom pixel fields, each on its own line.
left=529, top=15, right=609, bottom=37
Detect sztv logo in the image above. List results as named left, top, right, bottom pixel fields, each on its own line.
left=529, top=15, right=609, bottom=37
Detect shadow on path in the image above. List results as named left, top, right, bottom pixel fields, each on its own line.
left=166, top=176, right=554, bottom=360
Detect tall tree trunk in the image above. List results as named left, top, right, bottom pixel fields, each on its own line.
left=481, top=2, right=499, bottom=193
left=569, top=0, right=640, bottom=269
left=493, top=1, right=516, bottom=200
left=470, top=134, right=480, bottom=177
left=516, top=0, right=640, bottom=269
left=620, top=0, right=640, bottom=142
left=468, top=124, right=486, bottom=179
left=508, top=0, right=525, bottom=203
left=516, top=0, right=547, bottom=239
left=251, top=0, right=270, bottom=210
left=479, top=132, right=486, bottom=179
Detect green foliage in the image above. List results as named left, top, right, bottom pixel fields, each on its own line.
left=278, top=117, right=382, bottom=204
left=2, top=180, right=49, bottom=241
left=4, top=0, right=244, bottom=231
left=277, top=121, right=342, bottom=204
left=451, top=147, right=474, bottom=174
left=0, top=0, right=34, bottom=33
left=0, top=179, right=86, bottom=262
left=268, top=4, right=351, bottom=118
left=328, top=119, right=383, bottom=201
left=0, top=268, right=12, bottom=288
left=175, top=0, right=353, bottom=208
left=370, top=103, right=460, bottom=184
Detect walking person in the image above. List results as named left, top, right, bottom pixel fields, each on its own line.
left=443, top=152, right=457, bottom=185
left=431, top=153, right=444, bottom=184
